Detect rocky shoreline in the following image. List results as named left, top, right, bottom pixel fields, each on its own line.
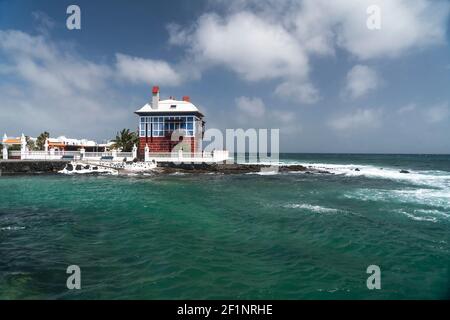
left=0, top=160, right=68, bottom=175
left=0, top=160, right=331, bottom=176
left=155, top=162, right=330, bottom=174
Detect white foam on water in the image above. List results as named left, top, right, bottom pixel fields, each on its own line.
left=283, top=203, right=339, bottom=214
left=246, top=170, right=279, bottom=176
left=1, top=226, right=26, bottom=231
left=245, top=160, right=450, bottom=190
left=284, top=162, right=449, bottom=187
left=344, top=188, right=450, bottom=215
left=395, top=210, right=438, bottom=223
left=280, top=161, right=450, bottom=213
left=415, top=209, right=450, bottom=218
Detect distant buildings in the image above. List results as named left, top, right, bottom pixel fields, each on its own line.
left=2, top=134, right=110, bottom=160
left=46, top=136, right=109, bottom=152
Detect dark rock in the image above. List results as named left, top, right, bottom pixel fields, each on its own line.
left=355, top=168, right=360, bottom=171
left=400, top=170, right=410, bottom=174
left=0, top=160, right=68, bottom=175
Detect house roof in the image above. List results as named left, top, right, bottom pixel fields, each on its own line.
left=3, top=138, right=21, bottom=145
left=135, top=99, right=204, bottom=116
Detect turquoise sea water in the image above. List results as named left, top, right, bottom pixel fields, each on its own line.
left=0, top=154, right=449, bottom=299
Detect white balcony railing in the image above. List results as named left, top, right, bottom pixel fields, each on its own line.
left=7, top=149, right=229, bottom=163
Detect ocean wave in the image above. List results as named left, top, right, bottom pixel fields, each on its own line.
left=277, top=161, right=450, bottom=189
left=345, top=188, right=450, bottom=212
left=283, top=203, right=338, bottom=213
left=243, top=160, right=450, bottom=189
left=246, top=170, right=279, bottom=176
left=395, top=210, right=438, bottom=223
left=1, top=226, right=26, bottom=231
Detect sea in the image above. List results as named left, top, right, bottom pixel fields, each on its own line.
left=0, top=154, right=448, bottom=299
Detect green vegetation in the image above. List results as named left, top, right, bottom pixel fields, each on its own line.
left=111, top=129, right=139, bottom=152
left=35, top=132, right=50, bottom=150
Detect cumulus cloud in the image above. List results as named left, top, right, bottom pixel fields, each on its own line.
left=274, top=81, right=320, bottom=104
left=169, top=12, right=309, bottom=82
left=32, top=11, right=55, bottom=36
left=169, top=0, right=449, bottom=105
left=115, top=53, right=182, bottom=86
left=0, top=30, right=172, bottom=138
left=425, top=103, right=449, bottom=123
left=397, top=103, right=417, bottom=114
left=0, top=30, right=112, bottom=95
left=236, top=96, right=266, bottom=118
left=228, top=96, right=301, bottom=135
left=345, top=65, right=380, bottom=99
left=329, top=108, right=383, bottom=131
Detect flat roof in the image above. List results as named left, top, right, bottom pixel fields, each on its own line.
left=135, top=99, right=204, bottom=117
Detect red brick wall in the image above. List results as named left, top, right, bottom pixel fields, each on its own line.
left=139, top=136, right=197, bottom=156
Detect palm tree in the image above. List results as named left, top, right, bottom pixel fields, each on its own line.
left=26, top=136, right=37, bottom=151
left=111, top=129, right=139, bottom=152
left=36, top=131, right=50, bottom=150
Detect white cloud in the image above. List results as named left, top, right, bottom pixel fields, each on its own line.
left=115, top=53, right=182, bottom=86
left=0, top=30, right=112, bottom=96
left=274, top=81, right=320, bottom=104
left=329, top=108, right=383, bottom=131
left=345, top=65, right=379, bottom=99
left=169, top=11, right=309, bottom=82
left=293, top=0, right=450, bottom=60
left=235, top=96, right=266, bottom=118
left=397, top=103, right=417, bottom=114
left=0, top=30, right=138, bottom=138
left=32, top=11, right=55, bottom=36
left=231, top=96, right=301, bottom=134
left=425, top=103, right=449, bottom=123
left=169, top=0, right=449, bottom=106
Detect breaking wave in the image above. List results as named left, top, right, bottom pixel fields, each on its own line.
left=283, top=203, right=339, bottom=214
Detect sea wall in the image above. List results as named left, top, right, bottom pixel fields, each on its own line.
left=0, top=160, right=68, bottom=175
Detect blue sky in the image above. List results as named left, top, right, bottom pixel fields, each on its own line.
left=0, top=0, right=449, bottom=153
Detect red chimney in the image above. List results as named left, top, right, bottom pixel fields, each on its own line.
left=182, top=96, right=190, bottom=102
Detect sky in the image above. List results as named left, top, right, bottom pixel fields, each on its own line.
left=0, top=0, right=449, bottom=153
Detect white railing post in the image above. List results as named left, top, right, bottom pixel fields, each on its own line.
left=80, top=147, right=85, bottom=160
left=144, top=144, right=149, bottom=162
left=132, top=144, right=137, bottom=159
left=2, top=144, right=8, bottom=160
left=20, top=133, right=27, bottom=160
